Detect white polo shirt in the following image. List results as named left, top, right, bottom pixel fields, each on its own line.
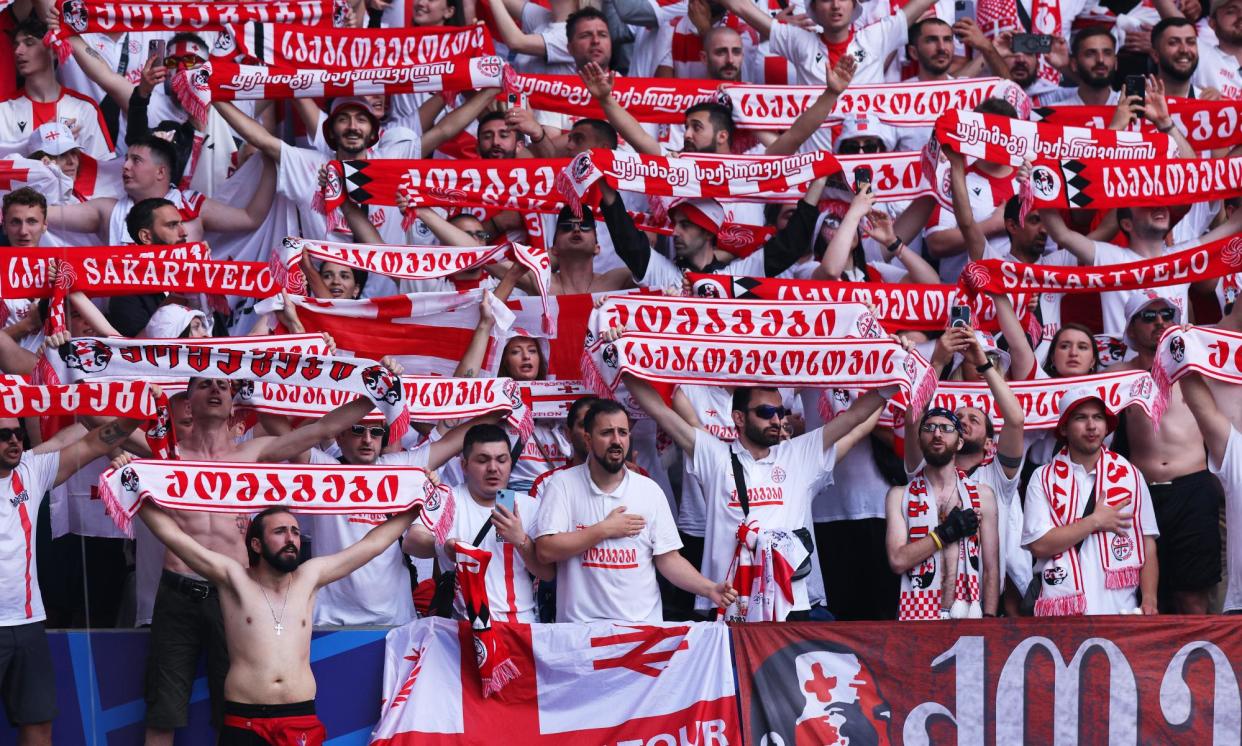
left=1208, top=426, right=1242, bottom=613
left=436, top=484, right=541, bottom=623
left=534, top=464, right=681, bottom=623
left=0, top=452, right=59, bottom=626
left=688, top=429, right=835, bottom=611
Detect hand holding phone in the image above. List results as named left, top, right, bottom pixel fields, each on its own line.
left=853, top=166, right=873, bottom=193
left=1011, top=33, right=1053, bottom=55
left=954, top=0, right=976, bottom=23
left=950, top=305, right=972, bottom=328
left=495, top=489, right=517, bottom=515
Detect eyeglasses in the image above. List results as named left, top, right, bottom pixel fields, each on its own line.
left=164, top=55, right=205, bottom=70
left=837, top=139, right=884, bottom=154
left=0, top=427, right=26, bottom=443
left=349, top=424, right=388, bottom=439
left=465, top=230, right=493, bottom=242
left=920, top=422, right=958, bottom=434
left=1137, top=308, right=1176, bottom=323
left=556, top=220, right=595, bottom=233
left=749, top=404, right=788, bottom=420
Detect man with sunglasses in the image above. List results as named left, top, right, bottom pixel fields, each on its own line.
left=886, top=407, right=1000, bottom=620
left=624, top=373, right=893, bottom=620
left=0, top=413, right=146, bottom=745
left=1109, top=293, right=1222, bottom=615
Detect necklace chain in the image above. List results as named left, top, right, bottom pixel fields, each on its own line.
left=259, top=576, right=290, bottom=635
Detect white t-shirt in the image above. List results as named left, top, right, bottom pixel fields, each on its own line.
left=677, top=385, right=740, bottom=537
left=508, top=422, right=572, bottom=490
left=1022, top=455, right=1159, bottom=615
left=305, top=447, right=426, bottom=626
left=769, top=11, right=907, bottom=87
left=927, top=168, right=1018, bottom=283
left=1208, top=426, right=1242, bottom=613
left=534, top=464, right=681, bottom=623
left=688, top=429, right=835, bottom=611
left=50, top=454, right=124, bottom=540
left=0, top=90, right=114, bottom=159
left=1193, top=21, right=1242, bottom=100
left=436, top=484, right=541, bottom=622
left=1092, top=241, right=1190, bottom=337
left=0, top=452, right=59, bottom=626
left=808, top=388, right=890, bottom=523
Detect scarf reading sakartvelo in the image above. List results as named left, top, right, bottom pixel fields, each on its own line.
left=175, top=56, right=513, bottom=122
left=97, top=458, right=453, bottom=538
left=688, top=273, right=1032, bottom=333
left=898, top=470, right=982, bottom=621
left=1035, top=448, right=1145, bottom=617
left=1028, top=156, right=1242, bottom=211
left=0, top=380, right=176, bottom=459
left=220, top=21, right=494, bottom=68
left=1, top=243, right=215, bottom=299
left=1034, top=97, right=1242, bottom=153
left=56, top=338, right=410, bottom=439
left=1153, top=325, right=1242, bottom=420
left=269, top=236, right=553, bottom=333
left=47, top=0, right=343, bottom=63
left=452, top=542, right=519, bottom=697
left=557, top=149, right=841, bottom=215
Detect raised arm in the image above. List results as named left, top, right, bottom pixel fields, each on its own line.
left=987, top=292, right=1035, bottom=380
left=821, top=389, right=888, bottom=455
left=813, top=187, right=873, bottom=280
left=304, top=507, right=421, bottom=587
left=967, top=328, right=1027, bottom=478
left=1038, top=208, right=1096, bottom=265
left=718, top=0, right=773, bottom=39
left=47, top=198, right=112, bottom=235
left=765, top=55, right=856, bottom=157
left=0, top=330, right=37, bottom=376
left=621, top=371, right=698, bottom=455
left=55, top=417, right=143, bottom=486
left=255, top=395, right=377, bottom=463
left=137, top=502, right=238, bottom=585
left=760, top=176, right=827, bottom=277
left=580, top=62, right=660, bottom=155
left=421, top=88, right=502, bottom=156
left=1180, top=369, right=1233, bottom=467
left=68, top=36, right=137, bottom=110
left=945, top=148, right=987, bottom=262
left=451, top=271, right=522, bottom=378
left=213, top=101, right=284, bottom=162
left=486, top=0, right=547, bottom=56
left=414, top=206, right=483, bottom=246
left=200, top=154, right=277, bottom=232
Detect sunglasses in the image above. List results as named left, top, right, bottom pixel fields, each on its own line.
left=1137, top=308, right=1176, bottom=323
left=465, top=229, right=493, bottom=242
left=164, top=55, right=204, bottom=70
left=556, top=220, right=595, bottom=233
left=749, top=404, right=788, bottom=420
left=349, top=424, right=388, bottom=439
left=0, top=427, right=26, bottom=443
left=838, top=139, right=883, bottom=154
left=920, top=422, right=958, bottom=434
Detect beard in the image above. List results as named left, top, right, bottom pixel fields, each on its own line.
left=923, top=445, right=956, bottom=468
left=744, top=419, right=781, bottom=448
left=262, top=543, right=301, bottom=574
left=1078, top=66, right=1113, bottom=89
left=593, top=446, right=626, bottom=474
left=1159, top=56, right=1197, bottom=82
left=958, top=437, right=985, bottom=456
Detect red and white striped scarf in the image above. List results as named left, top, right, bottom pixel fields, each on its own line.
left=898, top=470, right=983, bottom=621
left=175, top=56, right=512, bottom=122
left=1153, top=325, right=1242, bottom=421
left=557, top=148, right=841, bottom=215
left=452, top=542, right=519, bottom=697
left=1, top=243, right=213, bottom=299
left=1035, top=97, right=1242, bottom=153
left=722, top=524, right=808, bottom=623
left=98, top=458, right=453, bottom=539
left=934, top=110, right=1173, bottom=167
left=0, top=380, right=175, bottom=459
left=1030, top=156, right=1242, bottom=211
left=220, top=21, right=494, bottom=67
left=1030, top=0, right=1063, bottom=85
left=512, top=74, right=721, bottom=126
left=47, top=0, right=343, bottom=63
left=1034, top=448, right=1145, bottom=617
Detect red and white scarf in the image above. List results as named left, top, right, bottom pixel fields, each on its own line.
left=0, top=380, right=175, bottom=459
left=47, top=0, right=343, bottom=63
left=722, top=524, right=809, bottom=623
left=1034, top=448, right=1146, bottom=617
left=898, top=470, right=983, bottom=621
left=270, top=236, right=552, bottom=333
left=1030, top=156, right=1242, bottom=211
left=724, top=77, right=1021, bottom=130
left=556, top=148, right=841, bottom=215
left=219, top=21, right=494, bottom=67
left=1153, top=325, right=1242, bottom=421
left=689, top=273, right=1032, bottom=333
left=1030, top=0, right=1063, bottom=85
left=56, top=337, right=410, bottom=440
left=877, top=371, right=1160, bottom=430
left=960, top=235, right=1242, bottom=298
left=175, top=56, right=512, bottom=122
left=452, top=542, right=519, bottom=697
left=523, top=380, right=593, bottom=420
left=1, top=242, right=213, bottom=299
left=934, top=110, right=1174, bottom=167
left=512, top=75, right=722, bottom=126
left=98, top=458, right=453, bottom=538
left=1034, top=97, right=1242, bottom=153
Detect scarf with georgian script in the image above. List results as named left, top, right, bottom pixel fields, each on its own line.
left=98, top=458, right=452, bottom=539
left=1, top=243, right=215, bottom=299
left=270, top=236, right=553, bottom=334
left=933, top=110, right=1174, bottom=167
left=898, top=470, right=983, bottom=622
left=556, top=149, right=842, bottom=215
left=959, top=235, right=1242, bottom=300
left=581, top=295, right=934, bottom=412
left=1153, top=325, right=1242, bottom=423
left=55, top=338, right=410, bottom=440
left=46, top=0, right=344, bottom=63
left=512, top=75, right=722, bottom=126
left=174, top=56, right=513, bottom=123
left=1034, top=448, right=1146, bottom=617
left=688, top=273, right=1032, bottom=333
left=221, top=21, right=494, bottom=67
left=0, top=380, right=175, bottom=459
left=722, top=523, right=809, bottom=623
left=1029, top=156, right=1242, bottom=210
left=1034, top=97, right=1242, bottom=153
left=452, top=542, right=520, bottom=697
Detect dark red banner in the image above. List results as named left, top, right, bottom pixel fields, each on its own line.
left=732, top=617, right=1242, bottom=745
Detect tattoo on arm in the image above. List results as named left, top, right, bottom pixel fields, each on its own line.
left=99, top=420, right=133, bottom=445
left=84, top=46, right=105, bottom=62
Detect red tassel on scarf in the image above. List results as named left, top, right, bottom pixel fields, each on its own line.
left=453, top=542, right=519, bottom=697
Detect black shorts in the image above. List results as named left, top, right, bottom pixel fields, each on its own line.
left=1150, top=470, right=1225, bottom=593
left=144, top=571, right=230, bottom=729
left=0, top=621, right=57, bottom=725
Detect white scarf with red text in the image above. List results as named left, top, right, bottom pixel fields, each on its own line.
left=898, top=471, right=983, bottom=622
left=722, top=523, right=809, bottom=623
left=0, top=380, right=175, bottom=459
left=1153, top=325, right=1242, bottom=421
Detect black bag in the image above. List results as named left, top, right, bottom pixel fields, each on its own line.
left=428, top=518, right=495, bottom=619
left=1020, top=483, right=1096, bottom=616
left=730, top=452, right=814, bottom=581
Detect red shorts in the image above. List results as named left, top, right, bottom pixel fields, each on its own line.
left=220, top=700, right=326, bottom=746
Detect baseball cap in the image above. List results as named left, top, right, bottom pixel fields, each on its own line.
left=668, top=197, right=725, bottom=236
left=322, top=97, right=381, bottom=150
left=27, top=121, right=79, bottom=158
left=1122, top=291, right=1181, bottom=349
left=1055, top=385, right=1119, bottom=435
left=556, top=204, right=595, bottom=230
left=142, top=304, right=211, bottom=339
left=836, top=114, right=896, bottom=152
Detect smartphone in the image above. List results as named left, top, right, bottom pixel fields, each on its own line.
left=950, top=305, right=971, bottom=328
left=1011, top=33, right=1053, bottom=55
left=954, top=0, right=975, bottom=23
left=853, top=166, right=872, bottom=192
left=506, top=92, right=521, bottom=109
left=1125, top=74, right=1146, bottom=102
left=495, top=488, right=517, bottom=514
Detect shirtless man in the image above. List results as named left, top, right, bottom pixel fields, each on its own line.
left=1110, top=293, right=1222, bottom=614
left=142, top=372, right=396, bottom=745
left=137, top=501, right=418, bottom=746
